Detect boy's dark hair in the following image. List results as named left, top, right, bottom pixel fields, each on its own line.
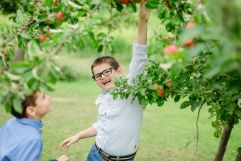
left=91, top=56, right=120, bottom=75
left=11, top=92, right=38, bottom=118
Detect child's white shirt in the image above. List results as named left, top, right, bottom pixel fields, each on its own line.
left=93, top=42, right=148, bottom=156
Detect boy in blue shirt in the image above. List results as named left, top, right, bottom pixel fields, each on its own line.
left=60, top=0, right=150, bottom=161
left=0, top=91, right=69, bottom=161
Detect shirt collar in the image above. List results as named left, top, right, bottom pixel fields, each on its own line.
left=16, top=118, right=43, bottom=131
left=101, top=90, right=109, bottom=95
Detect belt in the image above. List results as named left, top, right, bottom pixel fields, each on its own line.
left=95, top=143, right=137, bottom=161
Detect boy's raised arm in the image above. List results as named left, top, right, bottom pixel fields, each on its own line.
left=128, top=0, right=150, bottom=83
left=135, top=0, right=150, bottom=45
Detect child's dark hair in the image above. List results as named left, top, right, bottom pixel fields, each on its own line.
left=11, top=92, right=38, bottom=118
left=91, top=56, right=120, bottom=74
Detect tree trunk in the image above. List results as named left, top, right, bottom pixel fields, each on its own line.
left=236, top=153, right=241, bottom=161
left=214, top=120, right=234, bottom=161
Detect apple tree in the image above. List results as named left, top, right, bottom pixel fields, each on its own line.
left=0, top=0, right=140, bottom=115
left=112, top=0, right=241, bottom=161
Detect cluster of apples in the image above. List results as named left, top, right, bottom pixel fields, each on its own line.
left=153, top=81, right=171, bottom=97
left=38, top=1, right=64, bottom=43
left=162, top=22, right=196, bottom=55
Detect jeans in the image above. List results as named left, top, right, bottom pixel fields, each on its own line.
left=86, top=144, right=134, bottom=161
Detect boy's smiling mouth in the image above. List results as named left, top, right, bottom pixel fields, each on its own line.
left=102, top=79, right=111, bottom=86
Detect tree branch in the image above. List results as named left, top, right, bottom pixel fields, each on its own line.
left=191, top=101, right=205, bottom=161
left=50, top=3, right=103, bottom=56
left=0, top=19, right=36, bottom=47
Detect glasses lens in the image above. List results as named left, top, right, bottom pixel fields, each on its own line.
left=94, top=74, right=101, bottom=81
left=103, top=68, right=112, bottom=76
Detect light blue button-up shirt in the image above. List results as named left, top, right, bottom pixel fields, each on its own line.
left=0, top=117, right=43, bottom=161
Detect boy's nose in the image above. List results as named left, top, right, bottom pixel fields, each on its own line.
left=101, top=74, right=108, bottom=80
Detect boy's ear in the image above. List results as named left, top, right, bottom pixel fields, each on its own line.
left=26, top=106, right=36, bottom=118
left=116, top=67, right=123, bottom=76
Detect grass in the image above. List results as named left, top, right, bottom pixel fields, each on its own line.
left=0, top=54, right=241, bottom=161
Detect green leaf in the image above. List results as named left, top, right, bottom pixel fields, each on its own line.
left=97, top=44, right=103, bottom=53
left=145, top=0, right=159, bottom=9
left=128, top=2, right=137, bottom=12
left=157, top=6, right=168, bottom=19
left=186, top=44, right=205, bottom=58
left=191, top=101, right=199, bottom=112
left=140, top=98, right=148, bottom=106
left=5, top=72, right=21, bottom=81
left=48, top=70, right=58, bottom=84
left=8, top=62, right=30, bottom=74
left=170, top=63, right=184, bottom=78
left=180, top=101, right=191, bottom=109
left=37, top=13, right=48, bottom=22
left=18, top=36, right=25, bottom=49
left=7, top=49, right=15, bottom=58
left=5, top=102, right=12, bottom=113
left=112, top=94, right=118, bottom=100
left=28, top=79, right=39, bottom=90
left=89, top=31, right=96, bottom=42
left=20, top=33, right=32, bottom=40
left=140, top=88, right=146, bottom=96
left=42, top=83, right=55, bottom=92
left=97, top=32, right=106, bottom=39
left=43, top=0, right=53, bottom=8
left=174, top=95, right=181, bottom=102
left=180, top=26, right=203, bottom=42
left=78, top=39, right=85, bottom=49
left=68, top=0, right=83, bottom=9
left=234, top=109, right=241, bottom=118
left=116, top=3, right=123, bottom=12
left=13, top=97, right=23, bottom=113
left=238, top=147, right=241, bottom=153
left=157, top=99, right=164, bottom=107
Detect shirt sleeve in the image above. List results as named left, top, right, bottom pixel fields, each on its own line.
left=127, top=42, right=148, bottom=84
left=9, top=139, right=43, bottom=161
left=92, top=122, right=99, bottom=132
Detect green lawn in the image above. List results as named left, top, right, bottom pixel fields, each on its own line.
left=0, top=55, right=241, bottom=161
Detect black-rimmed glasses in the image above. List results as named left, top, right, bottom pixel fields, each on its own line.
left=92, top=68, right=115, bottom=81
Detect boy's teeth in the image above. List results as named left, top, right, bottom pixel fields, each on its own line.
left=103, top=80, right=111, bottom=85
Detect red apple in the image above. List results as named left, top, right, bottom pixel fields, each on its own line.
left=120, top=0, right=129, bottom=4
left=163, top=34, right=174, bottom=42
left=183, top=40, right=195, bottom=47
left=55, top=11, right=64, bottom=21
left=153, top=83, right=159, bottom=90
left=166, top=81, right=171, bottom=88
left=39, top=34, right=46, bottom=42
left=185, top=22, right=196, bottom=29
left=163, top=44, right=178, bottom=55
left=157, top=89, right=165, bottom=97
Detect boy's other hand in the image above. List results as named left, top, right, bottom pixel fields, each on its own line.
left=59, top=135, right=80, bottom=151
left=139, top=0, right=150, bottom=21
left=57, top=155, right=69, bottom=161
